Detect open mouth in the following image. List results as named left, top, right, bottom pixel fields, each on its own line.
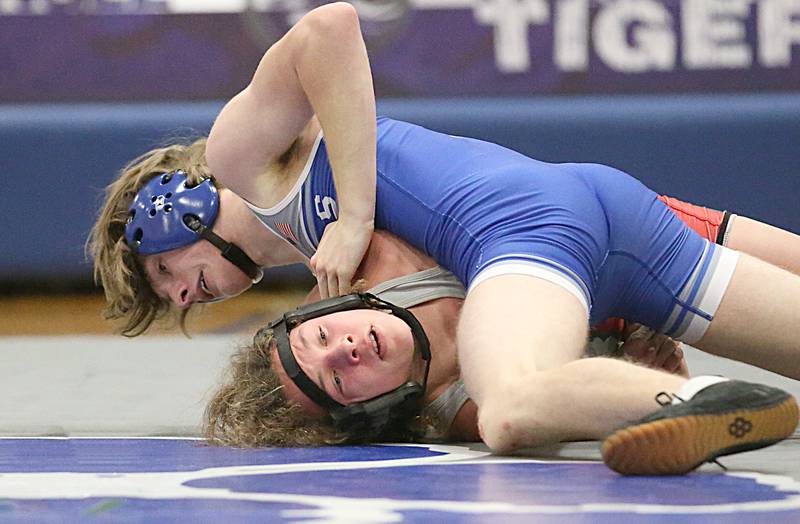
left=199, top=271, right=213, bottom=300
left=369, top=326, right=382, bottom=359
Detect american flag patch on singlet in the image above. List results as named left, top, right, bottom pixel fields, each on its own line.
left=275, top=222, right=298, bottom=245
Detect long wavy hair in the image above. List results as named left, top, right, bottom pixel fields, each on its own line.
left=204, top=324, right=426, bottom=447
left=86, top=138, right=212, bottom=336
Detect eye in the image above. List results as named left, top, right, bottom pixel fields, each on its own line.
left=333, top=372, right=343, bottom=393
left=158, top=262, right=167, bottom=274
left=318, top=326, right=327, bottom=345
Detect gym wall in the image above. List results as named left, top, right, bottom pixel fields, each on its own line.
left=2, top=0, right=798, bottom=285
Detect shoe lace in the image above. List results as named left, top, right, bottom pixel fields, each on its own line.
left=711, top=458, right=729, bottom=471
left=654, top=391, right=685, bottom=406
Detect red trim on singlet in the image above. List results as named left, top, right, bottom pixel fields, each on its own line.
left=592, top=317, right=626, bottom=335
left=657, top=195, right=725, bottom=242
left=591, top=195, right=726, bottom=336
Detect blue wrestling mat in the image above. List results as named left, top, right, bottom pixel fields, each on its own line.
left=1, top=438, right=799, bottom=523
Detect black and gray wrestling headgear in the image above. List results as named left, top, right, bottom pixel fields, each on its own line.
left=269, top=293, right=431, bottom=436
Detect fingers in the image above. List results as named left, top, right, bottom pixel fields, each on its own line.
left=311, top=220, right=372, bottom=299
left=661, top=353, right=682, bottom=373
left=309, top=256, right=325, bottom=298
left=675, top=354, right=691, bottom=378
left=338, top=273, right=351, bottom=296
left=621, top=326, right=688, bottom=376
left=621, top=325, right=655, bottom=361
left=309, top=255, right=330, bottom=299
left=314, top=269, right=338, bottom=299
left=650, top=334, right=676, bottom=368
left=328, top=272, right=339, bottom=299
left=660, top=343, right=685, bottom=374
left=310, top=259, right=355, bottom=299
left=318, top=272, right=329, bottom=299
left=621, top=338, right=649, bottom=361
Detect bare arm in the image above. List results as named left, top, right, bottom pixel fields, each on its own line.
left=207, top=2, right=377, bottom=298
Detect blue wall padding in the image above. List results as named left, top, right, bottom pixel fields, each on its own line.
left=1, top=103, right=222, bottom=281
left=1, top=94, right=797, bottom=282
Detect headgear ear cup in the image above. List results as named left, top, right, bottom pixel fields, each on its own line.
left=126, top=171, right=219, bottom=254
left=330, top=382, right=424, bottom=435
left=125, top=171, right=262, bottom=282
left=270, top=293, right=431, bottom=437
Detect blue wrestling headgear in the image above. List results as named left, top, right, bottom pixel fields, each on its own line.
left=269, top=293, right=431, bottom=437
left=125, top=171, right=263, bottom=282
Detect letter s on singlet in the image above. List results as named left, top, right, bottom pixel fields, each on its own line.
left=315, top=195, right=339, bottom=221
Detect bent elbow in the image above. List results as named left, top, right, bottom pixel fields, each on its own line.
left=299, top=2, right=361, bottom=43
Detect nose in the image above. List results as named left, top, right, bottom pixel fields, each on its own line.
left=168, top=281, right=195, bottom=309
left=330, top=334, right=360, bottom=366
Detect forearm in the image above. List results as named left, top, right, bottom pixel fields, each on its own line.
left=295, top=3, right=376, bottom=227
left=206, top=3, right=376, bottom=206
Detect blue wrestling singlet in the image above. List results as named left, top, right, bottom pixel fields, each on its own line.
left=244, top=117, right=738, bottom=343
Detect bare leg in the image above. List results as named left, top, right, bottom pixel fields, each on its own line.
left=602, top=252, right=800, bottom=475
left=696, top=253, right=800, bottom=379
left=727, top=216, right=800, bottom=276
left=456, top=275, right=686, bottom=451
left=487, top=357, right=687, bottom=445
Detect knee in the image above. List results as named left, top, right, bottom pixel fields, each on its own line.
left=475, top=381, right=559, bottom=453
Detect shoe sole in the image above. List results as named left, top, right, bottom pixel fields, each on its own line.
left=601, top=396, right=799, bottom=475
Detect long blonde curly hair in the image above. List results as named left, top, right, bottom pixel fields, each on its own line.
left=204, top=325, right=425, bottom=447
left=86, top=138, right=211, bottom=336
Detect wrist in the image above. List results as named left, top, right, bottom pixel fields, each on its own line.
left=338, top=213, right=374, bottom=230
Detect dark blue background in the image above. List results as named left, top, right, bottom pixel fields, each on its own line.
left=3, top=94, right=798, bottom=283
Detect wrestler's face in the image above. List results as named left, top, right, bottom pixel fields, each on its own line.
left=274, top=309, right=416, bottom=415
left=142, top=240, right=253, bottom=309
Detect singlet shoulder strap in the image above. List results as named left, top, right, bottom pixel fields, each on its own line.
left=367, top=266, right=465, bottom=309
left=367, top=266, right=468, bottom=441
left=420, top=379, right=470, bottom=441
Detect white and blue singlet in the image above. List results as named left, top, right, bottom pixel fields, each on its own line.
left=244, top=117, right=738, bottom=344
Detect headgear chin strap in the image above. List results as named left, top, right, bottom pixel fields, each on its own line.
left=269, top=293, right=431, bottom=436
left=125, top=171, right=263, bottom=283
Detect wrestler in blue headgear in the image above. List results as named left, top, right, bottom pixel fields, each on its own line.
left=125, top=170, right=263, bottom=283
